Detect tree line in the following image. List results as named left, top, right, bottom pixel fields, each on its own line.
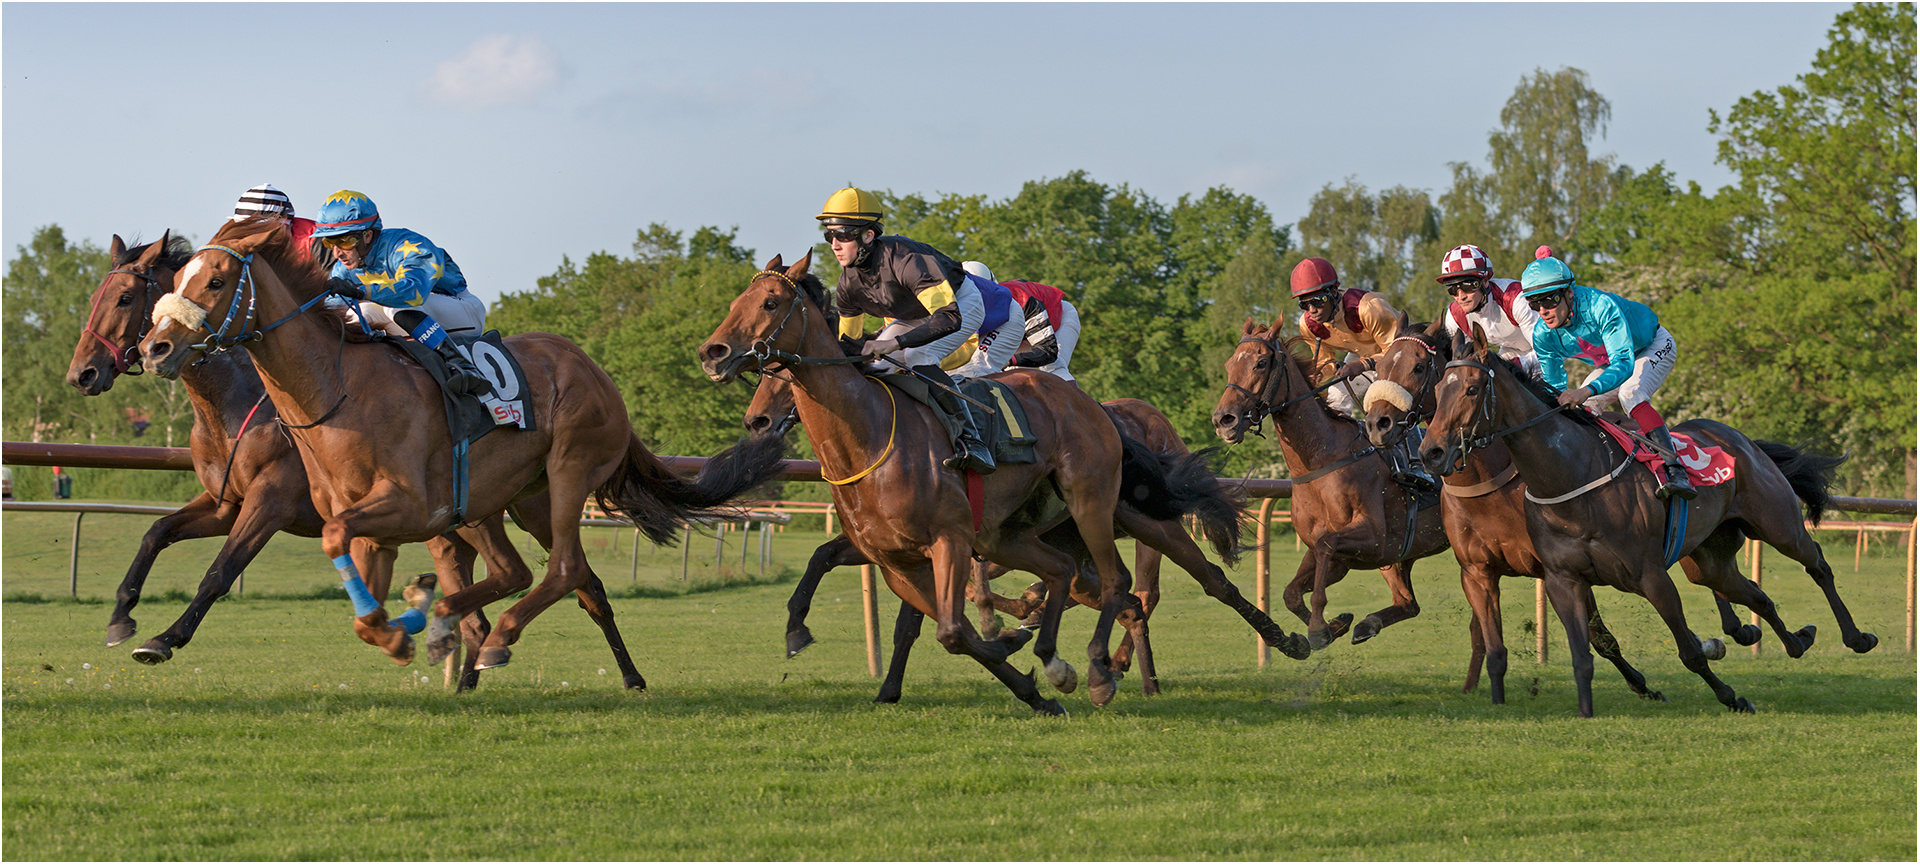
left=5, top=3, right=1911, bottom=499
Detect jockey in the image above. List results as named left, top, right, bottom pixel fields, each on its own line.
left=1436, top=244, right=1542, bottom=376
left=311, top=190, right=491, bottom=396
left=969, top=263, right=1081, bottom=385
left=231, top=184, right=320, bottom=263
left=1291, top=256, right=1436, bottom=492
left=927, top=261, right=1019, bottom=379
left=1521, top=248, right=1695, bottom=500
left=818, top=187, right=994, bottom=473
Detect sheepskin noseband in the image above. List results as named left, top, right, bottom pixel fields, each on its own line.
left=1363, top=378, right=1414, bottom=413
left=152, top=292, right=210, bottom=333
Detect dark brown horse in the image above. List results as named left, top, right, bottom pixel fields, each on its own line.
left=746, top=373, right=1304, bottom=702
left=1360, top=319, right=1664, bottom=704
left=703, top=253, right=1226, bottom=712
left=1212, top=316, right=1450, bottom=650
left=1420, top=326, right=1872, bottom=716
left=138, top=217, right=784, bottom=679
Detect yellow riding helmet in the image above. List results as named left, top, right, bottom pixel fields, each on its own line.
left=817, top=187, right=885, bottom=226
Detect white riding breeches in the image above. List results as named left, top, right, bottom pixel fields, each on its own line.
left=1580, top=326, right=1677, bottom=415
left=880, top=277, right=985, bottom=369
left=949, top=298, right=1023, bottom=378
left=357, top=291, right=489, bottom=339
left=1039, top=300, right=1081, bottom=382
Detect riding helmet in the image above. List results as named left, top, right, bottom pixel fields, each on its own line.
left=313, top=190, right=382, bottom=237
left=1289, top=257, right=1341, bottom=298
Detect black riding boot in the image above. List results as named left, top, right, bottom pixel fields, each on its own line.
left=915, top=365, right=994, bottom=474
left=1389, top=431, right=1439, bottom=493
left=434, top=340, right=492, bottom=397
left=1645, top=426, right=1697, bottom=501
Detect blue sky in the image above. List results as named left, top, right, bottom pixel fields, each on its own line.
left=3, top=2, right=1846, bottom=307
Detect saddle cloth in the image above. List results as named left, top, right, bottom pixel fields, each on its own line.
left=1595, top=418, right=1735, bottom=489
left=877, top=371, right=1038, bottom=465
left=387, top=330, right=536, bottom=449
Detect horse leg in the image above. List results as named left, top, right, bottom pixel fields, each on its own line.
left=1115, top=590, right=1157, bottom=696
left=1120, top=509, right=1308, bottom=659
left=503, top=499, right=648, bottom=688
left=787, top=534, right=865, bottom=658
left=1688, top=535, right=1816, bottom=659
left=430, top=506, right=538, bottom=664
left=1679, top=556, right=1763, bottom=646
left=1540, top=574, right=1598, bottom=718
left=1639, top=569, right=1754, bottom=713
left=1764, top=519, right=1879, bottom=653
left=128, top=494, right=288, bottom=664
left=922, top=540, right=1064, bottom=715
left=981, top=536, right=1081, bottom=695
left=423, top=531, right=487, bottom=692
left=1584, top=589, right=1665, bottom=702
left=350, top=541, right=414, bottom=665
left=472, top=480, right=603, bottom=670
left=1458, top=565, right=1504, bottom=702
left=1353, top=560, right=1422, bottom=644
left=874, top=601, right=924, bottom=704
left=971, top=558, right=1001, bottom=639
left=1111, top=541, right=1161, bottom=673
left=1307, top=551, right=1356, bottom=650
left=318, top=486, right=430, bottom=661
left=109, top=492, right=230, bottom=647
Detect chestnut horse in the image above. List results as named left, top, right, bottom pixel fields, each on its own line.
left=746, top=374, right=1305, bottom=702
left=1212, top=316, right=1449, bottom=650
left=68, top=232, right=651, bottom=690
left=139, top=217, right=784, bottom=678
left=703, top=253, right=1213, bottom=712
left=1359, top=319, right=1666, bottom=704
left=1420, top=327, right=1872, bottom=716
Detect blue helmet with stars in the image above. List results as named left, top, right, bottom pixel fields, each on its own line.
left=313, top=190, right=382, bottom=237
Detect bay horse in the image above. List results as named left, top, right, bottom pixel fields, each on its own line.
left=70, top=231, right=650, bottom=690
left=1212, top=316, right=1450, bottom=650
left=138, top=217, right=785, bottom=678
left=703, top=253, right=1209, bottom=712
left=1420, top=325, right=1873, bottom=716
left=1360, top=318, right=1665, bottom=704
left=746, top=374, right=1305, bottom=702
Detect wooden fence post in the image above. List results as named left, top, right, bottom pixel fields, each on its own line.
left=1255, top=498, right=1276, bottom=668
left=861, top=564, right=881, bottom=677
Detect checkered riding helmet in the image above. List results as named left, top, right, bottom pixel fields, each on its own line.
left=1436, top=244, right=1492, bottom=283
left=235, top=184, right=295, bottom=218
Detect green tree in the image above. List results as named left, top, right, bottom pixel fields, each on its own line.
left=1486, top=67, right=1623, bottom=265
left=1296, top=180, right=1442, bottom=315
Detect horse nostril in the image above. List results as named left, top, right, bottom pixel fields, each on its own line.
left=745, top=415, right=770, bottom=433
left=76, top=368, right=96, bottom=386
left=701, top=343, right=729, bottom=361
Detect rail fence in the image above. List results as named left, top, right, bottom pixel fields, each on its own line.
left=7, top=441, right=1915, bottom=677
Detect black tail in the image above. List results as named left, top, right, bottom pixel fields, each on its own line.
left=1117, top=435, right=1250, bottom=565
left=596, top=432, right=788, bottom=545
left=1754, top=439, right=1847, bottom=527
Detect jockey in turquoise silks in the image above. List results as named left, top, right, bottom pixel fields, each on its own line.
left=1521, top=247, right=1695, bottom=501
left=312, top=190, right=491, bottom=397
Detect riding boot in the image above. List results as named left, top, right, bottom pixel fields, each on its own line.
left=915, top=364, right=995, bottom=474
left=1388, top=431, right=1439, bottom=493
left=434, top=340, right=493, bottom=397
left=1645, top=426, right=1697, bottom=501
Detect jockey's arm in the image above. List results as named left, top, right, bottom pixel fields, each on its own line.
left=1355, top=293, right=1403, bottom=360
left=1581, top=297, right=1638, bottom=397
left=890, top=280, right=963, bottom=348
left=1010, top=298, right=1058, bottom=367
left=361, top=239, right=441, bottom=308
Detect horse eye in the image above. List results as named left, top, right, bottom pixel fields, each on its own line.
left=1253, top=358, right=1268, bottom=369
left=1465, top=385, right=1479, bottom=395
left=762, top=297, right=779, bottom=311
left=209, top=277, right=224, bottom=289
left=116, top=293, right=133, bottom=307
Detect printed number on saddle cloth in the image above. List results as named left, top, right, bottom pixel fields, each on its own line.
left=461, top=340, right=533, bottom=429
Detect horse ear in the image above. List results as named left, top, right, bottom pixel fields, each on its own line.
left=763, top=254, right=784, bottom=272
left=133, top=233, right=168, bottom=266
left=1394, top=311, right=1412, bottom=338
left=1240, top=317, right=1258, bottom=336
left=110, top=235, right=127, bottom=260
left=1469, top=321, right=1490, bottom=355
left=1424, top=314, right=1448, bottom=340
left=788, top=250, right=812, bottom=280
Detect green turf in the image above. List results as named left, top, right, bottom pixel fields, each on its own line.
left=3, top=511, right=1914, bottom=860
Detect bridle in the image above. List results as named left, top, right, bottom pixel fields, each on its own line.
left=728, top=270, right=868, bottom=378
left=84, top=265, right=164, bottom=376
left=1223, top=334, right=1344, bottom=438
left=1438, top=356, right=1573, bottom=462
left=1372, top=335, right=1444, bottom=443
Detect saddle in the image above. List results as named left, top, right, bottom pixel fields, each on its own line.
left=1595, top=418, right=1736, bottom=489
left=385, top=330, right=536, bottom=446
left=877, top=371, right=1038, bottom=465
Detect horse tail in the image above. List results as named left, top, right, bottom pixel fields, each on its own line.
left=595, top=431, right=788, bottom=545
left=1117, top=434, right=1250, bottom=566
left=1754, top=439, right=1848, bottom=527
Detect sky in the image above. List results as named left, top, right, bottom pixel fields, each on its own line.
left=2, top=2, right=1849, bottom=308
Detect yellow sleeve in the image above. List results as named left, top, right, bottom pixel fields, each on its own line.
left=939, top=335, right=980, bottom=371
left=915, top=281, right=956, bottom=314
left=839, top=314, right=866, bottom=340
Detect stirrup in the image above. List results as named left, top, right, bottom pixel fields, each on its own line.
left=1657, top=473, right=1697, bottom=501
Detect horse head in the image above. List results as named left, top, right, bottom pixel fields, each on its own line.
left=67, top=232, right=185, bottom=395
left=744, top=371, right=801, bottom=436
left=699, top=251, right=823, bottom=384
left=1363, top=314, right=1449, bottom=449
left=1212, top=315, right=1310, bottom=445
left=1418, top=322, right=1501, bottom=476
left=139, top=217, right=295, bottom=380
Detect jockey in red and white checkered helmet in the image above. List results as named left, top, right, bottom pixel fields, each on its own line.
left=1436, top=244, right=1541, bottom=376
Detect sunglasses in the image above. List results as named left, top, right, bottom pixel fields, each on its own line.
left=1444, top=280, right=1483, bottom=297
left=319, top=233, right=362, bottom=250
left=822, top=226, right=866, bottom=244
left=1297, top=293, right=1336, bottom=311
left=1526, top=290, right=1570, bottom=311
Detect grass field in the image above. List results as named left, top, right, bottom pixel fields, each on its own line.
left=3, top=506, right=1914, bottom=860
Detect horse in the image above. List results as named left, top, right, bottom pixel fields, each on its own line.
left=1212, top=316, right=1450, bottom=650
left=1419, top=325, right=1873, bottom=716
left=137, top=217, right=785, bottom=679
left=703, top=252, right=1235, bottom=712
left=745, top=372, right=1306, bottom=702
left=1359, top=317, right=1666, bottom=704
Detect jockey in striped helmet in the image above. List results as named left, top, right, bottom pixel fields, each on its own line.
left=232, top=184, right=320, bottom=263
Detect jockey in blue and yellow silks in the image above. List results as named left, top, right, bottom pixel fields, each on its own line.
left=1521, top=248, right=1695, bottom=500
left=312, top=190, right=491, bottom=396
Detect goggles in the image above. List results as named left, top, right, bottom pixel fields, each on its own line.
left=1526, top=290, right=1570, bottom=311
left=319, top=233, right=363, bottom=250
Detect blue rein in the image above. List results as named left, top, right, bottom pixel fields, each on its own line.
left=189, top=244, right=342, bottom=353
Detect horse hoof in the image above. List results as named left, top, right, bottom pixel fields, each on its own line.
left=623, top=673, right=647, bottom=691
left=1327, top=612, right=1354, bottom=640
left=1700, top=637, right=1726, bottom=661
left=1034, top=699, right=1067, bottom=717
left=1732, top=697, right=1756, bottom=714
left=1850, top=632, right=1879, bottom=654
left=388, top=634, right=415, bottom=666
left=1307, top=627, right=1334, bottom=651
left=1731, top=624, right=1762, bottom=646
left=1043, top=657, right=1078, bottom=694
left=475, top=647, right=512, bottom=670
left=1278, top=633, right=1313, bottom=661
left=1790, top=624, right=1817, bottom=657
left=1351, top=614, right=1385, bottom=645
left=873, top=688, right=902, bottom=704
left=1002, top=628, right=1034, bottom=653
left=1644, top=691, right=1669, bottom=703
left=785, top=628, right=816, bottom=659
left=1140, top=676, right=1160, bottom=697
left=1087, top=664, right=1117, bottom=708
left=425, top=619, right=459, bottom=665
left=106, top=621, right=137, bottom=648
left=130, top=644, right=172, bottom=665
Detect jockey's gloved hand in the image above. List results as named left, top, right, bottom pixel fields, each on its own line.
left=327, top=277, right=367, bottom=300
left=861, top=337, right=901, bottom=358
left=1334, top=358, right=1373, bottom=380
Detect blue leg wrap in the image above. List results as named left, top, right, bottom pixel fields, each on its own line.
left=405, top=314, right=448, bottom=349
left=333, top=554, right=381, bottom=618
left=393, top=607, right=428, bottom=634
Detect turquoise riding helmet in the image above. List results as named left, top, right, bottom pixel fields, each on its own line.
left=1519, top=255, right=1578, bottom=297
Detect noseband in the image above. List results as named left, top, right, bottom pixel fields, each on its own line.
left=85, top=266, right=163, bottom=375
left=1224, top=335, right=1342, bottom=437
left=729, top=270, right=868, bottom=377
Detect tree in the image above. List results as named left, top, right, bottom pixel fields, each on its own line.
left=1486, top=67, right=1622, bottom=264
left=1296, top=180, right=1442, bottom=315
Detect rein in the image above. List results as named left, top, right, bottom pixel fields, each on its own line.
left=85, top=267, right=162, bottom=375
left=821, top=376, right=897, bottom=486
left=1226, top=335, right=1347, bottom=438
left=1442, top=357, right=1622, bottom=504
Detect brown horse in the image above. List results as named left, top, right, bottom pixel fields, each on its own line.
left=746, top=373, right=1304, bottom=702
left=1212, top=316, right=1450, bottom=650
left=1420, top=326, right=1872, bottom=716
left=1360, top=319, right=1665, bottom=704
left=138, top=217, right=784, bottom=679
left=702, top=253, right=1219, bottom=712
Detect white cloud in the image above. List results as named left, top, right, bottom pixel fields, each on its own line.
left=420, top=35, right=562, bottom=109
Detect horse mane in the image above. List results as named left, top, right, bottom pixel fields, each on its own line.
left=206, top=216, right=378, bottom=343
left=1487, top=349, right=1603, bottom=429
left=789, top=267, right=832, bottom=315
left=114, top=235, right=195, bottom=271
